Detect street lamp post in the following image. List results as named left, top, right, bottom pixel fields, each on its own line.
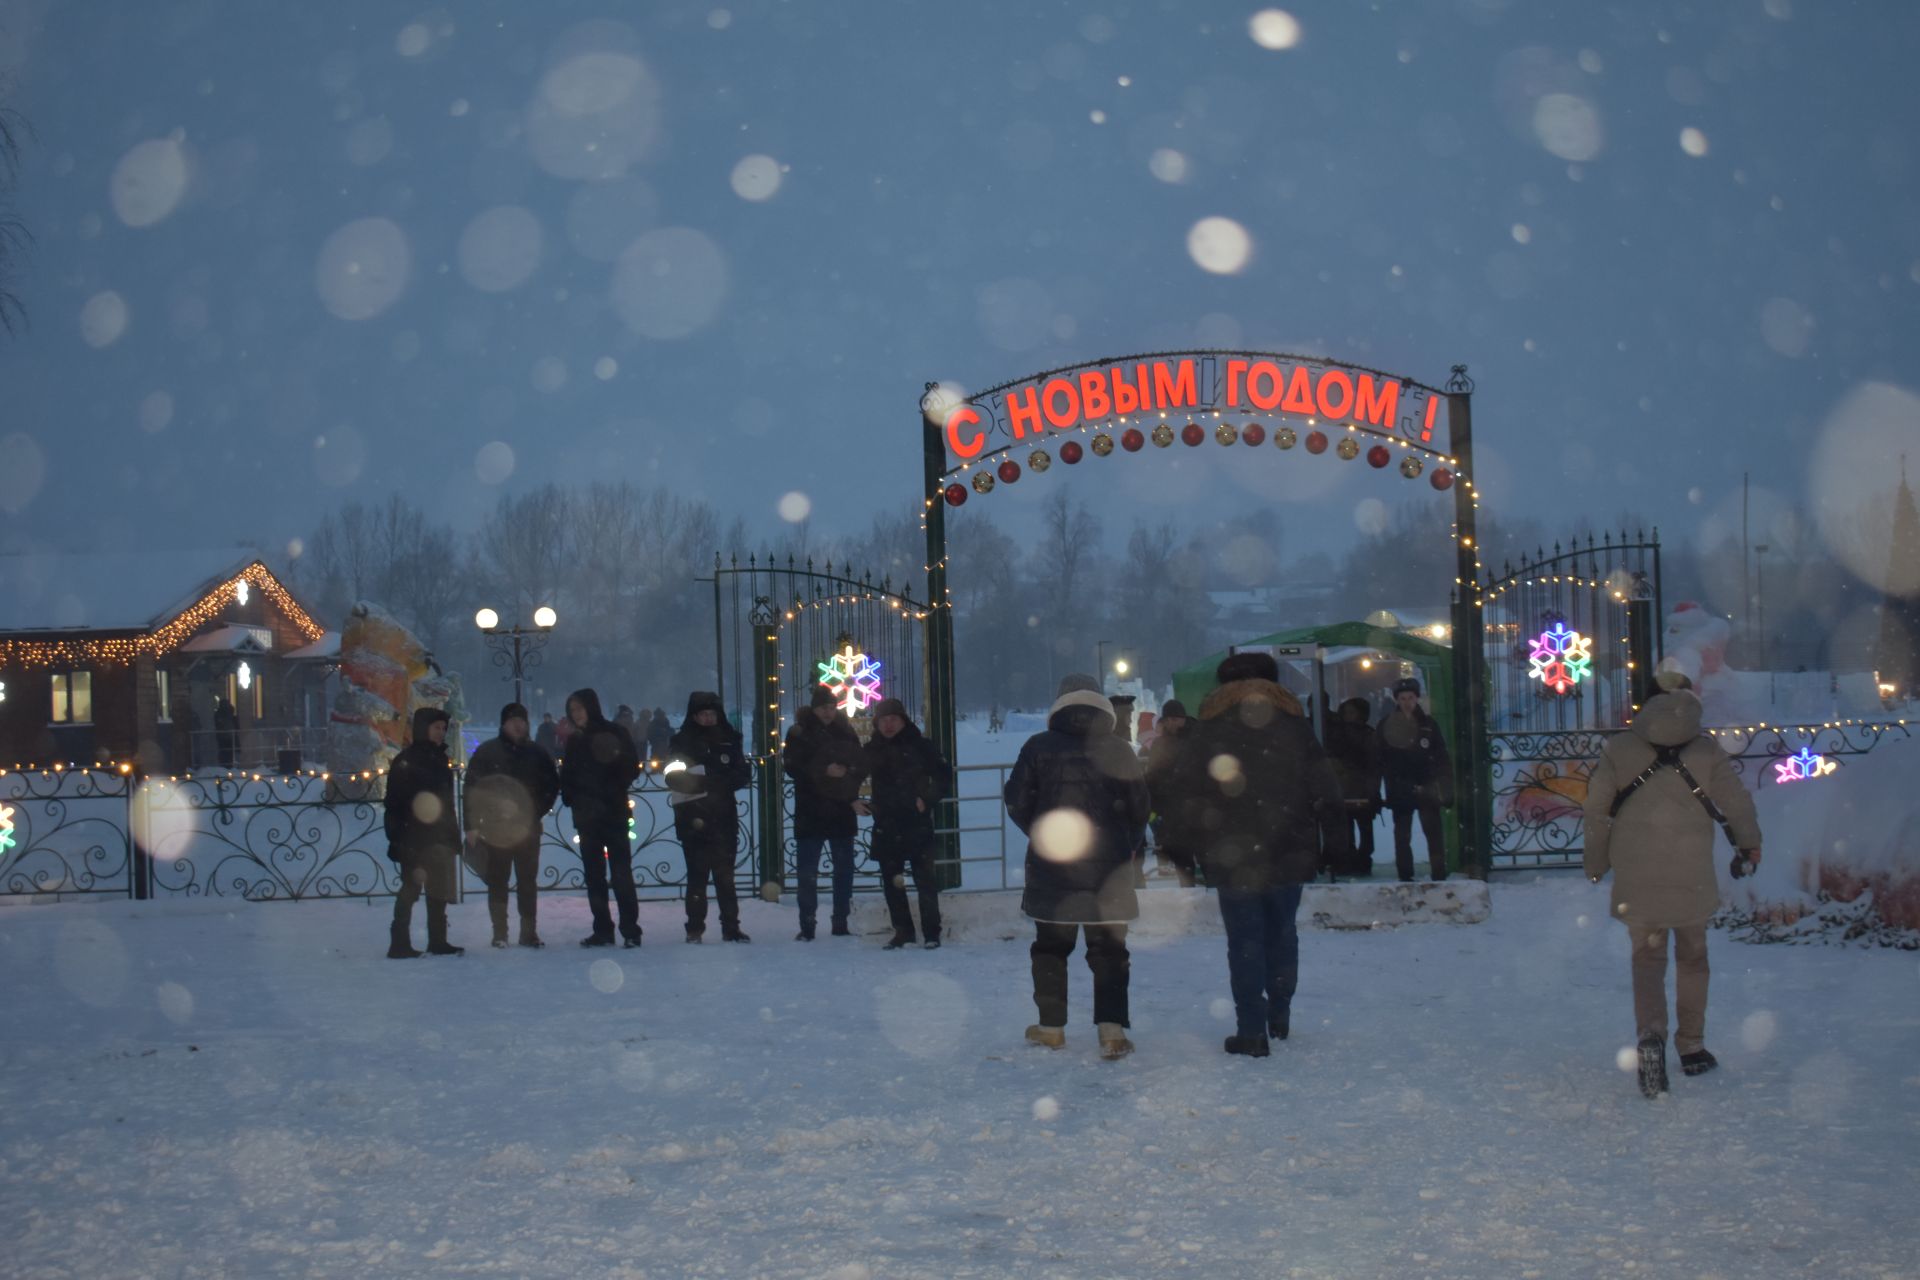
left=475, top=606, right=558, bottom=707
left=1096, top=639, right=1113, bottom=690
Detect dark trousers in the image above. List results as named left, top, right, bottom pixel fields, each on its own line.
left=391, top=868, right=453, bottom=946
left=1390, top=802, right=1446, bottom=881
left=1031, top=922, right=1130, bottom=1027
left=1344, top=806, right=1376, bottom=876
left=482, top=836, right=540, bottom=933
left=684, top=836, right=739, bottom=934
left=1216, top=885, right=1303, bottom=1040
left=795, top=835, right=855, bottom=930
left=876, top=844, right=941, bottom=942
left=578, top=817, right=641, bottom=941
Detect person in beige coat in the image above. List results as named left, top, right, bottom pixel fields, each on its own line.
left=1582, top=671, right=1762, bottom=1096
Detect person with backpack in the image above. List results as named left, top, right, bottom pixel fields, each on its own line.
left=1583, top=666, right=1762, bottom=1098
left=1004, top=675, right=1150, bottom=1060
left=665, top=692, right=754, bottom=942
left=1376, top=677, right=1451, bottom=881
left=560, top=688, right=643, bottom=948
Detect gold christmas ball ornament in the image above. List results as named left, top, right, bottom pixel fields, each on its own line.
left=1029, top=448, right=1052, bottom=473
left=971, top=470, right=996, bottom=495
left=1275, top=426, right=1298, bottom=450
left=1215, top=421, right=1238, bottom=445
left=1091, top=432, right=1115, bottom=456
left=1151, top=423, right=1175, bottom=448
left=1399, top=454, right=1424, bottom=479
left=1336, top=435, right=1361, bottom=461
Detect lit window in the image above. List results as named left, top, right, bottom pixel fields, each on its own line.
left=252, top=672, right=265, bottom=719
left=157, top=669, right=173, bottom=723
left=51, top=670, right=93, bottom=724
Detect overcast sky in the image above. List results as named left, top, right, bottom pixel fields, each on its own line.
left=0, top=0, right=1916, bottom=575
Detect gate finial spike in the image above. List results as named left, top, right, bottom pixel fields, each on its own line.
left=787, top=553, right=795, bottom=570
left=1602, top=529, right=1612, bottom=549
left=1651, top=525, right=1660, bottom=543
left=806, top=556, right=814, bottom=572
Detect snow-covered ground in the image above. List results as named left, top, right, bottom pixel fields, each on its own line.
left=2, top=876, right=1912, bottom=1278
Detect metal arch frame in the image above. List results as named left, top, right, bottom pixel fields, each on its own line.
left=921, top=354, right=1492, bottom=877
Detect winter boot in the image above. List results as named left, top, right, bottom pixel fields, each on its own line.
left=580, top=932, right=615, bottom=948
left=1637, top=1033, right=1669, bottom=1098
left=723, top=929, right=752, bottom=943
left=685, top=929, right=704, bottom=944
left=489, top=898, right=509, bottom=949
left=425, top=899, right=465, bottom=957
left=1269, top=1006, right=1291, bottom=1042
left=621, top=931, right=643, bottom=949
left=1098, top=1023, right=1134, bottom=1060
left=518, top=919, right=544, bottom=949
left=883, top=932, right=915, bottom=951
left=387, top=922, right=421, bottom=960
left=1024, top=1024, right=1066, bottom=1050
left=1680, top=1049, right=1719, bottom=1077
left=830, top=919, right=851, bottom=937
left=922, top=937, right=942, bottom=950
left=796, top=928, right=815, bottom=942
left=1224, top=1035, right=1271, bottom=1058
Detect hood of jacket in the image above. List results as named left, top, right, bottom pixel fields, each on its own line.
left=1198, top=679, right=1304, bottom=724
left=684, top=690, right=725, bottom=720
left=1047, top=688, right=1116, bottom=736
left=410, top=706, right=450, bottom=747
left=568, top=688, right=606, bottom=725
left=1630, top=690, right=1704, bottom=747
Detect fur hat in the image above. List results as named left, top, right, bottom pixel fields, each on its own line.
left=1217, top=650, right=1281, bottom=685
left=1392, top=677, right=1422, bottom=698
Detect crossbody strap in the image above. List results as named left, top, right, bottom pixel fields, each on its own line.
left=1607, top=739, right=1738, bottom=846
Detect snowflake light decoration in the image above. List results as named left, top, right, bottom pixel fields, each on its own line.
left=1527, top=621, right=1593, bottom=695
left=817, top=645, right=883, bottom=716
left=0, top=804, right=15, bottom=858
left=1773, top=746, right=1837, bottom=785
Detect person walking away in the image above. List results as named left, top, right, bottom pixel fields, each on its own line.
left=1167, top=652, right=1348, bottom=1057
left=1323, top=697, right=1383, bottom=878
left=384, top=707, right=464, bottom=958
left=615, top=704, right=638, bottom=739
left=665, top=692, right=753, bottom=942
left=646, top=707, right=674, bottom=768
left=860, top=698, right=950, bottom=951
left=784, top=687, right=867, bottom=940
left=1377, top=678, right=1451, bottom=882
left=1142, top=698, right=1197, bottom=886
left=1582, top=667, right=1761, bottom=1098
left=561, top=688, right=643, bottom=948
left=214, top=695, right=240, bottom=767
left=464, top=702, right=561, bottom=948
left=535, top=712, right=559, bottom=756
left=1004, top=674, right=1150, bottom=1060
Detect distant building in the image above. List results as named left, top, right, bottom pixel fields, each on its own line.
left=0, top=552, right=336, bottom=774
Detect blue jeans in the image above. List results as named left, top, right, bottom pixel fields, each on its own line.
left=1216, top=885, right=1304, bottom=1040
left=795, top=835, right=855, bottom=931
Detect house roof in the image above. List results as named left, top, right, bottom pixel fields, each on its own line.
left=0, top=550, right=262, bottom=634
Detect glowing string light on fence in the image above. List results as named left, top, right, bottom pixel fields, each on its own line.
left=1527, top=621, right=1592, bottom=695
left=1772, top=746, right=1837, bottom=785
left=817, top=644, right=883, bottom=716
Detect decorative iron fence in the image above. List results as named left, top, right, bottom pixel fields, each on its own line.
left=1489, top=721, right=1911, bottom=868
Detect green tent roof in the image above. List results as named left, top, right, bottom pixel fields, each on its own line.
left=1171, top=621, right=1454, bottom=719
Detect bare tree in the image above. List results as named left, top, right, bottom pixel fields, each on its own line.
left=0, top=103, right=28, bottom=334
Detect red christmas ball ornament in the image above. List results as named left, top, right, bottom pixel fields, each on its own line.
left=1304, top=430, right=1329, bottom=455
left=1060, top=439, right=1084, bottom=464
left=998, top=459, right=1022, bottom=484
left=1366, top=444, right=1391, bottom=469
left=943, top=483, right=967, bottom=507
left=1120, top=427, right=1145, bottom=452
left=1241, top=423, right=1266, bottom=447
left=1181, top=421, right=1205, bottom=447
left=1430, top=467, right=1454, bottom=491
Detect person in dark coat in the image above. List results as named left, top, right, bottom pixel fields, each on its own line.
left=1142, top=698, right=1196, bottom=886
left=534, top=712, right=559, bottom=756
left=783, top=686, right=867, bottom=940
left=1168, top=652, right=1349, bottom=1057
left=1323, top=696, right=1383, bottom=878
left=646, top=708, right=674, bottom=767
left=1004, top=674, right=1150, bottom=1059
left=464, top=701, right=561, bottom=948
left=560, top=687, right=643, bottom=948
left=665, top=691, right=753, bottom=942
left=213, top=696, right=240, bottom=767
left=1377, top=677, right=1452, bottom=882
left=859, top=697, right=949, bottom=950
left=384, top=706, right=464, bottom=958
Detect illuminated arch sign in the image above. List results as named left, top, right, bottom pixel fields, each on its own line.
left=935, top=351, right=1445, bottom=469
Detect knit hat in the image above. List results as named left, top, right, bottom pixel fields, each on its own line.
left=500, top=701, right=530, bottom=727
left=1055, top=673, right=1101, bottom=697
left=1160, top=699, right=1188, bottom=720
left=870, top=697, right=910, bottom=724
left=1392, top=677, right=1422, bottom=697
left=1654, top=657, right=1694, bottom=692
left=809, top=686, right=838, bottom=710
